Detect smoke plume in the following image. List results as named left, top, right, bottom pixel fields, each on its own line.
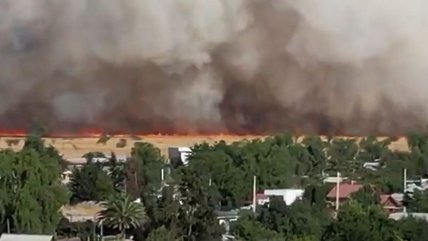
left=0, top=0, right=427, bottom=135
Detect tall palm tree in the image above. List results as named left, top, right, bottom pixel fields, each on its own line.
left=98, top=193, right=146, bottom=240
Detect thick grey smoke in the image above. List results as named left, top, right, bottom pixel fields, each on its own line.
left=0, top=0, right=427, bottom=135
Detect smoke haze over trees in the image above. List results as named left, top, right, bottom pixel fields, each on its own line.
left=1, top=0, right=428, bottom=135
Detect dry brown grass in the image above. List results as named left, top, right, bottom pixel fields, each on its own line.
left=0, top=135, right=410, bottom=158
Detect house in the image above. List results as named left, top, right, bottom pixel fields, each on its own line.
left=326, top=183, right=363, bottom=203
left=168, top=147, right=192, bottom=166
left=327, top=183, right=403, bottom=213
left=380, top=194, right=403, bottom=213
left=0, top=234, right=53, bottom=241
left=263, top=189, right=305, bottom=206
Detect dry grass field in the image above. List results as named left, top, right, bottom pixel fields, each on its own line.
left=0, top=135, right=410, bottom=159
left=0, top=135, right=263, bottom=158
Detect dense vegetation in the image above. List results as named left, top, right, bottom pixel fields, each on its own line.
left=2, top=133, right=428, bottom=240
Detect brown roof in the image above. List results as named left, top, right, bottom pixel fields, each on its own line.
left=327, top=183, right=363, bottom=199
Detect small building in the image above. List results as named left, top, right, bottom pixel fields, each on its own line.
left=263, top=189, right=305, bottom=206
left=61, top=170, right=73, bottom=184
left=380, top=194, right=403, bottom=213
left=168, top=147, right=192, bottom=166
left=0, top=234, right=53, bottom=241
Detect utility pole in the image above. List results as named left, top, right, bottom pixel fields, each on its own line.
left=403, top=168, right=407, bottom=213
left=335, top=172, right=341, bottom=211
left=252, top=175, right=257, bottom=214
left=161, top=168, right=165, bottom=183
left=100, top=220, right=104, bottom=241
left=403, top=168, right=407, bottom=193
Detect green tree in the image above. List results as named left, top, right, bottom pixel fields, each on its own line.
left=23, top=133, right=67, bottom=170
left=108, top=153, right=126, bottom=192
left=407, top=133, right=428, bottom=150
left=125, top=142, right=165, bottom=198
left=350, top=185, right=380, bottom=207
left=0, top=137, right=68, bottom=234
left=396, top=217, right=428, bottom=241
left=146, top=226, right=177, bottom=241
left=303, top=184, right=329, bottom=207
left=186, top=149, right=247, bottom=207
left=326, top=138, right=360, bottom=177
left=404, top=190, right=428, bottom=212
left=69, top=160, right=114, bottom=202
left=174, top=167, right=224, bottom=241
left=232, top=212, right=284, bottom=241
left=258, top=197, right=330, bottom=240
left=289, top=235, right=318, bottom=241
left=99, top=193, right=147, bottom=240
left=324, top=201, right=396, bottom=241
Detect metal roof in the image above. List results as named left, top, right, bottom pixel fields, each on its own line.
left=0, top=234, right=53, bottom=241
left=389, top=212, right=428, bottom=221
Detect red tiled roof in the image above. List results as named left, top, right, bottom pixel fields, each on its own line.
left=380, top=194, right=390, bottom=204
left=327, top=183, right=363, bottom=199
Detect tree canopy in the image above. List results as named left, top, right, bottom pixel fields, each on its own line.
left=0, top=136, right=68, bottom=234
left=2, top=133, right=428, bottom=241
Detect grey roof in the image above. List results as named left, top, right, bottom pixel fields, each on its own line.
left=391, top=193, right=404, bottom=203
left=389, top=212, right=428, bottom=221
left=215, top=209, right=240, bottom=218
left=0, top=234, right=53, bottom=241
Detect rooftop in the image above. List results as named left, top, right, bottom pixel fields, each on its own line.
left=0, top=234, right=53, bottom=241
left=327, top=183, right=363, bottom=199
left=389, top=212, right=428, bottom=221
